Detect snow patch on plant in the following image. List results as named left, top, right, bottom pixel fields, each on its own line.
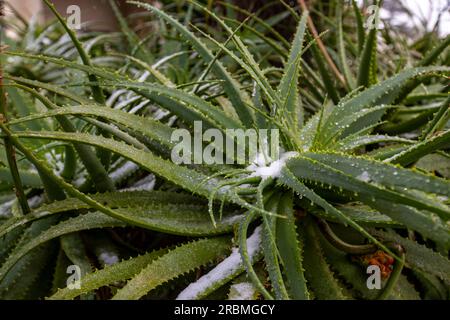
left=228, top=282, right=256, bottom=300
left=0, top=195, right=44, bottom=218
left=98, top=252, right=119, bottom=266
left=120, top=174, right=156, bottom=192
left=356, top=170, right=371, bottom=182
left=247, top=151, right=298, bottom=180
left=109, top=161, right=139, bottom=182
left=176, top=226, right=262, bottom=300
left=0, top=199, right=14, bottom=218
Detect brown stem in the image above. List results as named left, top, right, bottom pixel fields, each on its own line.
left=316, top=218, right=377, bottom=255
left=297, top=0, right=347, bottom=88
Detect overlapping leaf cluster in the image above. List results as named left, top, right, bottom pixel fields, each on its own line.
left=0, top=0, right=449, bottom=300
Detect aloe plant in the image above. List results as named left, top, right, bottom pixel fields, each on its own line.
left=0, top=0, right=449, bottom=300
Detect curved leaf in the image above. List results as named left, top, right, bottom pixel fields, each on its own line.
left=112, top=237, right=231, bottom=300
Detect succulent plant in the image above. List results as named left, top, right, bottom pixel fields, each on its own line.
left=0, top=0, right=449, bottom=300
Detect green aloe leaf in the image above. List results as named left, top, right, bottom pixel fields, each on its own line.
left=276, top=192, right=309, bottom=300
left=112, top=237, right=231, bottom=300
left=372, top=230, right=450, bottom=282
left=49, top=247, right=168, bottom=299
left=388, top=130, right=450, bottom=166
left=5, top=52, right=242, bottom=130
left=0, top=194, right=242, bottom=239
left=285, top=155, right=450, bottom=220
left=301, top=219, right=347, bottom=299
left=130, top=1, right=254, bottom=127
left=10, top=105, right=176, bottom=149
left=278, top=11, right=308, bottom=132
left=303, top=153, right=450, bottom=197
left=12, top=130, right=229, bottom=198
left=0, top=212, right=126, bottom=283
